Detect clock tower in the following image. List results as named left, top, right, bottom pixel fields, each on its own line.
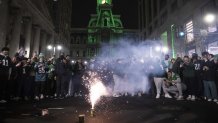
left=87, top=0, right=123, bottom=57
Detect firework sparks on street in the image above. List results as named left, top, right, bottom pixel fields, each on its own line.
left=83, top=71, right=108, bottom=109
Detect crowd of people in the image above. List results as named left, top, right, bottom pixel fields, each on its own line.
left=152, top=53, right=218, bottom=104
left=0, top=47, right=86, bottom=103
left=0, top=46, right=218, bottom=105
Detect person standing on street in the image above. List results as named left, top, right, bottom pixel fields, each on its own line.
left=0, top=47, right=12, bottom=103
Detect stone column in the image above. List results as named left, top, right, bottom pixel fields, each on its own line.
left=10, top=8, right=22, bottom=57
left=32, top=25, right=41, bottom=55
left=0, top=0, right=9, bottom=49
left=45, top=34, right=54, bottom=57
left=23, top=17, right=32, bottom=58
left=40, top=31, right=47, bottom=54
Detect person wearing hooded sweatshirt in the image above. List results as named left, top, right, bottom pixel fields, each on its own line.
left=180, top=56, right=196, bottom=101
left=55, top=53, right=66, bottom=98
left=163, top=71, right=186, bottom=100
left=201, top=52, right=218, bottom=104
left=153, top=58, right=168, bottom=99
left=34, top=53, right=48, bottom=100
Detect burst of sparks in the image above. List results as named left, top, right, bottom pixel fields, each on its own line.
left=84, top=71, right=108, bottom=109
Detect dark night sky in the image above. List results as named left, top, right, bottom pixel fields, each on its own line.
left=71, top=0, right=138, bottom=29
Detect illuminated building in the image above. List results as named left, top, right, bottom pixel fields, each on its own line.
left=139, top=0, right=218, bottom=56
left=0, top=0, right=56, bottom=57
left=87, top=0, right=123, bottom=58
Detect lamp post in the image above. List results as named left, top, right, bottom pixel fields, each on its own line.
left=201, top=13, right=216, bottom=52
left=47, top=44, right=62, bottom=57
left=204, top=13, right=216, bottom=24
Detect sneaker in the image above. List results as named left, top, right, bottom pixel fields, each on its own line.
left=74, top=93, right=78, bottom=97
left=213, top=99, right=218, bottom=102
left=13, top=97, right=20, bottom=101
left=156, top=94, right=160, bottom=99
left=40, top=94, right=44, bottom=99
left=65, top=94, right=70, bottom=98
left=113, top=94, right=120, bottom=97
left=59, top=96, right=64, bottom=99
left=0, top=100, right=7, bottom=103
left=174, top=93, right=179, bottom=98
left=191, top=95, right=196, bottom=101
left=165, top=94, right=172, bottom=98
left=186, top=95, right=192, bottom=100
left=177, top=96, right=184, bottom=100
left=35, top=96, right=39, bottom=101
left=208, top=99, right=212, bottom=102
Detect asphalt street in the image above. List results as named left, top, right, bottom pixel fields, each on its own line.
left=0, top=96, right=218, bottom=123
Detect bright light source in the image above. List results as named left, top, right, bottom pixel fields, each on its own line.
left=162, top=47, right=169, bottom=53
left=84, top=61, right=88, bottom=65
left=155, top=46, right=161, bottom=52
left=204, top=14, right=215, bottom=23
left=179, top=32, right=185, bottom=36
left=102, top=0, right=106, bottom=4
left=57, top=45, right=62, bottom=50
left=71, top=60, right=75, bottom=64
left=140, top=59, right=145, bottom=63
left=47, top=45, right=53, bottom=50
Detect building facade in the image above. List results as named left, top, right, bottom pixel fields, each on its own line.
left=70, top=28, right=138, bottom=60
left=45, top=0, right=72, bottom=55
left=138, top=0, right=218, bottom=57
left=0, top=0, right=56, bottom=57
left=87, top=0, right=123, bottom=58
left=70, top=28, right=88, bottom=60
left=70, top=0, right=138, bottom=60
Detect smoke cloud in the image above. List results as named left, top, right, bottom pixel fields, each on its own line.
left=86, top=39, right=164, bottom=97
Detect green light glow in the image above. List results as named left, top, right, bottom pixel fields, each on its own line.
left=161, top=31, right=168, bottom=47
left=87, top=0, right=123, bottom=58
left=171, top=24, right=176, bottom=58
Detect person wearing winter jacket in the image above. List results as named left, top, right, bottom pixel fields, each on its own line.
left=34, top=53, right=48, bottom=100
left=201, top=52, right=218, bottom=103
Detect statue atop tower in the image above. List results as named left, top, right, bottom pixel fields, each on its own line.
left=87, top=0, right=123, bottom=57
left=97, top=0, right=112, bottom=5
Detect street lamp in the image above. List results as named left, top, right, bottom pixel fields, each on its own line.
left=204, top=13, right=216, bottom=24
left=57, top=45, right=62, bottom=50
left=47, top=44, right=62, bottom=56
left=200, top=13, right=216, bottom=52
left=179, top=32, right=185, bottom=37
left=155, top=46, right=161, bottom=52
left=162, top=47, right=169, bottom=54
left=47, top=45, right=53, bottom=50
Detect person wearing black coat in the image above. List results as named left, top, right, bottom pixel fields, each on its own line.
left=201, top=52, right=218, bottom=103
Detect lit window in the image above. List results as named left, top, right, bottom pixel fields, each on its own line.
left=208, top=24, right=217, bottom=33
left=185, top=20, right=194, bottom=42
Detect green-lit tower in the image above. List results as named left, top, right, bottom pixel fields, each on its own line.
left=87, top=0, right=123, bottom=57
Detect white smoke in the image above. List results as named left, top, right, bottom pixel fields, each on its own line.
left=88, top=39, right=164, bottom=96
